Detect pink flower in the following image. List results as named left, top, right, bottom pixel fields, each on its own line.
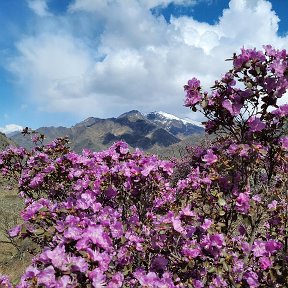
left=265, top=239, right=282, bottom=254
left=172, top=217, right=185, bottom=234
left=37, top=266, right=56, bottom=287
left=9, top=225, right=21, bottom=237
left=239, top=144, right=250, bottom=157
left=252, top=195, right=261, bottom=203
left=280, top=136, right=288, bottom=150
left=200, top=233, right=225, bottom=257
left=69, top=256, right=88, bottom=273
left=89, top=269, right=106, bottom=288
left=56, top=275, right=71, bottom=288
left=0, top=275, right=12, bottom=288
left=211, top=275, right=228, bottom=287
left=151, top=255, right=168, bottom=272
left=271, top=104, right=288, bottom=117
left=201, top=219, right=213, bottom=230
left=202, top=149, right=218, bottom=165
left=227, top=143, right=238, bottom=155
left=107, top=272, right=124, bottom=288
left=233, top=48, right=265, bottom=69
left=29, top=173, right=45, bottom=188
left=252, top=240, right=266, bottom=257
left=105, top=187, right=118, bottom=199
left=43, top=245, right=68, bottom=270
left=270, top=59, right=287, bottom=76
left=247, top=116, right=266, bottom=132
left=193, top=280, right=204, bottom=288
left=268, top=200, right=277, bottom=210
left=244, top=271, right=259, bottom=288
left=232, top=258, right=244, bottom=273
left=184, top=78, right=202, bottom=106
left=222, top=100, right=242, bottom=116
left=235, top=193, right=250, bottom=214
left=181, top=205, right=196, bottom=217
left=259, top=256, right=272, bottom=270
left=182, top=242, right=201, bottom=258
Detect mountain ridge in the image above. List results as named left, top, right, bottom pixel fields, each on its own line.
left=10, top=111, right=204, bottom=153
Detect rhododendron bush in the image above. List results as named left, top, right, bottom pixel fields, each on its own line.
left=0, top=45, right=287, bottom=287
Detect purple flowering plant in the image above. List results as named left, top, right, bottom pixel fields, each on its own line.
left=0, top=45, right=287, bottom=287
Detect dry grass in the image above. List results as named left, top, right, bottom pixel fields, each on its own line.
left=0, top=176, right=33, bottom=285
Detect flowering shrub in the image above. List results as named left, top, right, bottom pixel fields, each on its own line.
left=0, top=45, right=287, bottom=287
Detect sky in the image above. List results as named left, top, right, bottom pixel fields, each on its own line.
left=0, top=0, right=288, bottom=133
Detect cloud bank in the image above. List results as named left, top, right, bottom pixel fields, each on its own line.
left=0, top=124, right=23, bottom=135
left=8, top=0, right=288, bottom=121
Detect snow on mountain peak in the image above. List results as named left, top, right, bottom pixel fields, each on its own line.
left=151, top=111, right=203, bottom=127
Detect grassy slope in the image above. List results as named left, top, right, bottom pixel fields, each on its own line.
left=0, top=133, right=33, bottom=283
left=0, top=176, right=33, bottom=284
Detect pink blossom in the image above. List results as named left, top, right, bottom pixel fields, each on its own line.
left=0, top=275, right=13, bottom=288
left=270, top=59, right=287, bottom=76
left=252, top=240, right=266, bottom=257
left=201, top=219, right=213, bottom=230
left=107, top=272, right=124, bottom=288
left=89, top=269, right=106, bottom=288
left=151, top=256, right=168, bottom=272
left=9, top=225, right=21, bottom=237
left=37, top=266, right=56, bottom=287
left=265, top=239, right=282, bottom=254
left=184, top=77, right=202, bottom=106
left=267, top=200, right=277, bottom=210
left=271, top=104, right=288, bottom=117
left=210, top=275, right=228, bottom=287
left=202, top=149, right=218, bottom=165
left=280, top=136, right=288, bottom=150
left=239, top=144, right=250, bottom=157
left=259, top=256, right=272, bottom=270
left=222, top=99, right=242, bottom=116
left=244, top=271, right=259, bottom=288
left=247, top=116, right=266, bottom=132
left=227, top=143, right=238, bottom=155
left=235, top=193, right=250, bottom=214
left=172, top=217, right=185, bottom=234
left=252, top=195, right=261, bottom=203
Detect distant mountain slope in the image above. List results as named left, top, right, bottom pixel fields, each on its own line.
left=11, top=110, right=204, bottom=153
left=146, top=111, right=203, bottom=139
left=0, top=132, right=15, bottom=150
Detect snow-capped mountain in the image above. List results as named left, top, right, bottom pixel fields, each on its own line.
left=147, top=111, right=203, bottom=127
left=145, top=111, right=204, bottom=139
left=11, top=110, right=204, bottom=152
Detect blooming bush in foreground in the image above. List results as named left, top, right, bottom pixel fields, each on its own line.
left=0, top=45, right=287, bottom=287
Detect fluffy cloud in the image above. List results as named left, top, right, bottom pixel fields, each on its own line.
left=27, top=0, right=51, bottom=17
left=9, top=0, right=288, bottom=120
left=68, top=0, right=198, bottom=12
left=0, top=124, right=23, bottom=135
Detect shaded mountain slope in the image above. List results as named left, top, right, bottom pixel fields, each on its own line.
left=11, top=110, right=204, bottom=153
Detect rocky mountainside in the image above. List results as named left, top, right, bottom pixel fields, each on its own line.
left=0, top=132, right=15, bottom=150
left=10, top=111, right=204, bottom=153
left=146, top=111, right=203, bottom=139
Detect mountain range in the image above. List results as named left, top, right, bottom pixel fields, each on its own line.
left=10, top=111, right=205, bottom=154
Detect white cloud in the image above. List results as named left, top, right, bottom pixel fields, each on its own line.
left=7, top=0, right=288, bottom=121
left=139, top=0, right=196, bottom=9
left=68, top=0, right=198, bottom=12
left=0, top=124, right=23, bottom=134
left=9, top=33, right=93, bottom=101
left=27, top=0, right=52, bottom=17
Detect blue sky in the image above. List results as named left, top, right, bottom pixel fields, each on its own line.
left=0, top=0, right=288, bottom=133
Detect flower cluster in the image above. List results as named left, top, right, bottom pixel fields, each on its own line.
left=0, top=46, right=287, bottom=287
left=184, top=46, right=288, bottom=143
